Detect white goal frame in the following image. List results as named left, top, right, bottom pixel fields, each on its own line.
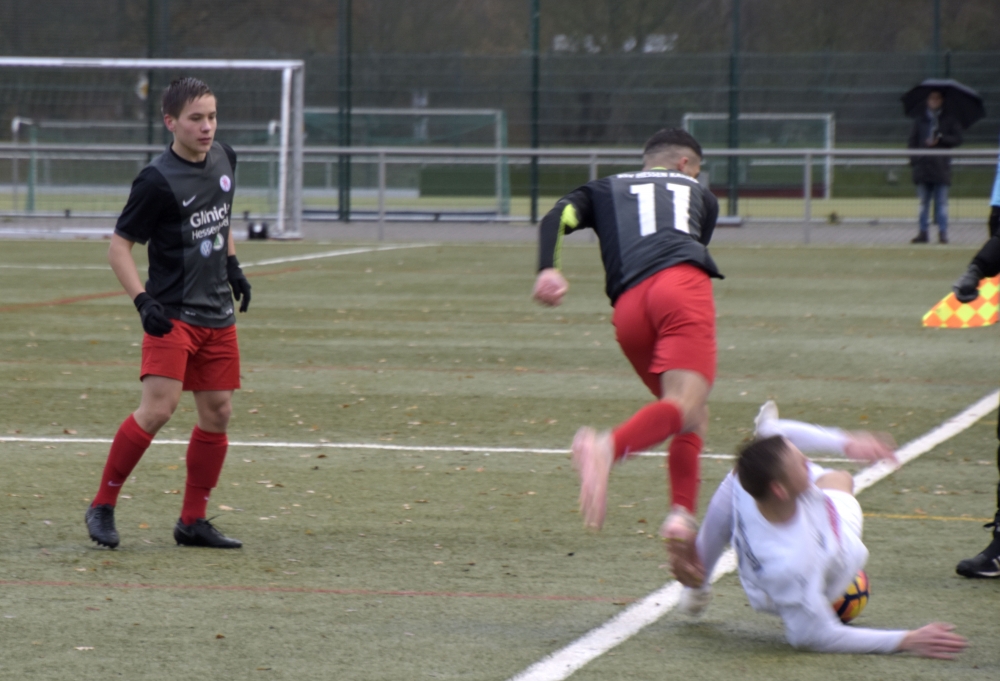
left=682, top=112, right=835, bottom=199
left=0, top=57, right=305, bottom=237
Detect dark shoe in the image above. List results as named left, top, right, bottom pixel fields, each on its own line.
left=956, top=527, right=1000, bottom=578
left=939, top=234, right=949, bottom=244
left=911, top=233, right=929, bottom=244
left=85, top=504, right=119, bottom=549
left=174, top=517, right=242, bottom=548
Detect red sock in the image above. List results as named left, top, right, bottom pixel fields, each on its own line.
left=92, top=414, right=154, bottom=507
left=668, top=432, right=702, bottom=513
left=181, top=426, right=229, bottom=525
left=612, top=400, right=683, bottom=460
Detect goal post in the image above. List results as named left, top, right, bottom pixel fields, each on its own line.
left=682, top=113, right=835, bottom=199
left=0, top=57, right=305, bottom=237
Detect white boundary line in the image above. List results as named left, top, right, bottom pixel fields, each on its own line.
left=0, top=264, right=110, bottom=270
left=507, top=389, right=1000, bottom=681
left=244, top=244, right=433, bottom=267
left=0, top=436, right=862, bottom=463
left=0, top=243, right=434, bottom=273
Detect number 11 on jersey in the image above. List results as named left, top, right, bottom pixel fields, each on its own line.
left=629, top=182, right=692, bottom=236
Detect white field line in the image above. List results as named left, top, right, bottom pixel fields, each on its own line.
left=0, top=436, right=855, bottom=463
left=507, top=389, right=1000, bottom=681
left=0, top=264, right=110, bottom=270
left=0, top=243, right=433, bottom=273
left=244, top=244, right=432, bottom=267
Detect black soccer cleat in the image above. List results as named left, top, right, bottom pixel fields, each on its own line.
left=85, top=504, right=120, bottom=549
left=956, top=530, right=1000, bottom=578
left=174, top=518, right=242, bottom=549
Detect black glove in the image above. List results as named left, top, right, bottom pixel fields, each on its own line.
left=953, top=263, right=984, bottom=304
left=227, top=255, right=251, bottom=313
left=133, top=292, right=174, bottom=337
left=989, top=206, right=1000, bottom=239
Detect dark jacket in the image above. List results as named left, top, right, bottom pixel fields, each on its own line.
left=908, top=109, right=962, bottom=186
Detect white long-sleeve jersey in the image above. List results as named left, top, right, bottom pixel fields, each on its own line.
left=695, top=415, right=907, bottom=654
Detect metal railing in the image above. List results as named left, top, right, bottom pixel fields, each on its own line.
left=1, top=143, right=997, bottom=240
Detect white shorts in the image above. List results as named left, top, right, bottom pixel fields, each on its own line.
left=824, top=489, right=864, bottom=541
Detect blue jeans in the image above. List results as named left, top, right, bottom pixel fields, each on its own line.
left=917, top=183, right=949, bottom=238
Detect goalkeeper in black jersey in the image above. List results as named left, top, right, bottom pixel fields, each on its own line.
left=85, top=77, right=251, bottom=550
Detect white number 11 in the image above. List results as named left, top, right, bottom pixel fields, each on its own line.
left=629, top=182, right=691, bottom=236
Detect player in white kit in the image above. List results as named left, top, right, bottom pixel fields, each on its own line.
left=673, top=402, right=967, bottom=659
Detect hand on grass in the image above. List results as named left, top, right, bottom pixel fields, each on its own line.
left=899, top=623, right=967, bottom=660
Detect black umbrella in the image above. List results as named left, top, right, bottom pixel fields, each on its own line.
left=901, top=78, right=985, bottom=130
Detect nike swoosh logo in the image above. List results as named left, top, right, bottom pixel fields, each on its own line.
left=182, top=195, right=197, bottom=207
left=108, top=481, right=123, bottom=487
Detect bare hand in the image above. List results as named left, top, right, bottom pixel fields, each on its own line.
left=844, top=431, right=897, bottom=464
left=899, top=623, right=967, bottom=660
left=670, top=552, right=706, bottom=589
left=533, top=268, right=568, bottom=307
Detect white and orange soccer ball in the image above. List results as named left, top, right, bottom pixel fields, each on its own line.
left=832, top=570, right=870, bottom=624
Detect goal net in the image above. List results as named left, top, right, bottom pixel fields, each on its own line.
left=0, top=57, right=305, bottom=236
left=682, top=113, right=835, bottom=199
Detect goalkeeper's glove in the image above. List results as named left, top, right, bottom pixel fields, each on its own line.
left=227, top=255, right=252, bottom=313
left=133, top=292, right=174, bottom=337
left=989, top=205, right=1000, bottom=239
left=953, top=263, right=984, bottom=304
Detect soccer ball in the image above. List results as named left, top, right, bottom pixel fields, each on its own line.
left=832, top=570, right=870, bottom=624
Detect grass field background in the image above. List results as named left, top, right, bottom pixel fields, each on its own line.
left=1, top=238, right=999, bottom=679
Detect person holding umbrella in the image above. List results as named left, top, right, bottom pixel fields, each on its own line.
left=902, top=79, right=985, bottom=244
left=906, top=89, right=961, bottom=243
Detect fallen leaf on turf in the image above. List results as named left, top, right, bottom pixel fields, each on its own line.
left=218, top=505, right=234, bottom=511
left=256, top=667, right=271, bottom=671
left=64, top=429, right=77, bottom=434
left=166, top=465, right=178, bottom=470
left=74, top=646, right=94, bottom=651
left=433, top=561, right=444, bottom=565
left=138, top=523, right=150, bottom=529
left=415, top=499, right=428, bottom=503
left=75, top=568, right=86, bottom=572
left=216, top=634, right=225, bottom=639
left=317, top=454, right=327, bottom=459
left=163, top=490, right=179, bottom=495
left=248, top=409, right=259, bottom=414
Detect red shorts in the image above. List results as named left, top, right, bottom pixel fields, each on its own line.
left=141, top=320, right=241, bottom=392
left=612, top=264, right=716, bottom=397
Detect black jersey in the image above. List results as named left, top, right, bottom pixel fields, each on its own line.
left=538, top=169, right=722, bottom=304
left=115, top=142, right=237, bottom=328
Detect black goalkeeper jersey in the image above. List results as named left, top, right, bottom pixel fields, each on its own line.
left=538, top=169, right=722, bottom=305
left=115, top=142, right=237, bottom=328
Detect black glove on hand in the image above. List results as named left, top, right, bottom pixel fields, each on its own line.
left=133, top=292, right=174, bottom=337
left=989, top=206, right=1000, bottom=239
left=953, top=263, right=984, bottom=304
left=227, top=255, right=252, bottom=313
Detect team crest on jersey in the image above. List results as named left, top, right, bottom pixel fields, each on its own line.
left=220, top=175, right=232, bottom=192
left=199, top=239, right=213, bottom=258
left=213, top=233, right=225, bottom=252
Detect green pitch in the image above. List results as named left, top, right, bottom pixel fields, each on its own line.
left=0, top=239, right=998, bottom=679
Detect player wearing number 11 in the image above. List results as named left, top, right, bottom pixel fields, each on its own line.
left=533, top=128, right=720, bottom=572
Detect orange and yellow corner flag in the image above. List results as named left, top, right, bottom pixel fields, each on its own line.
left=922, top=276, right=1000, bottom=328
